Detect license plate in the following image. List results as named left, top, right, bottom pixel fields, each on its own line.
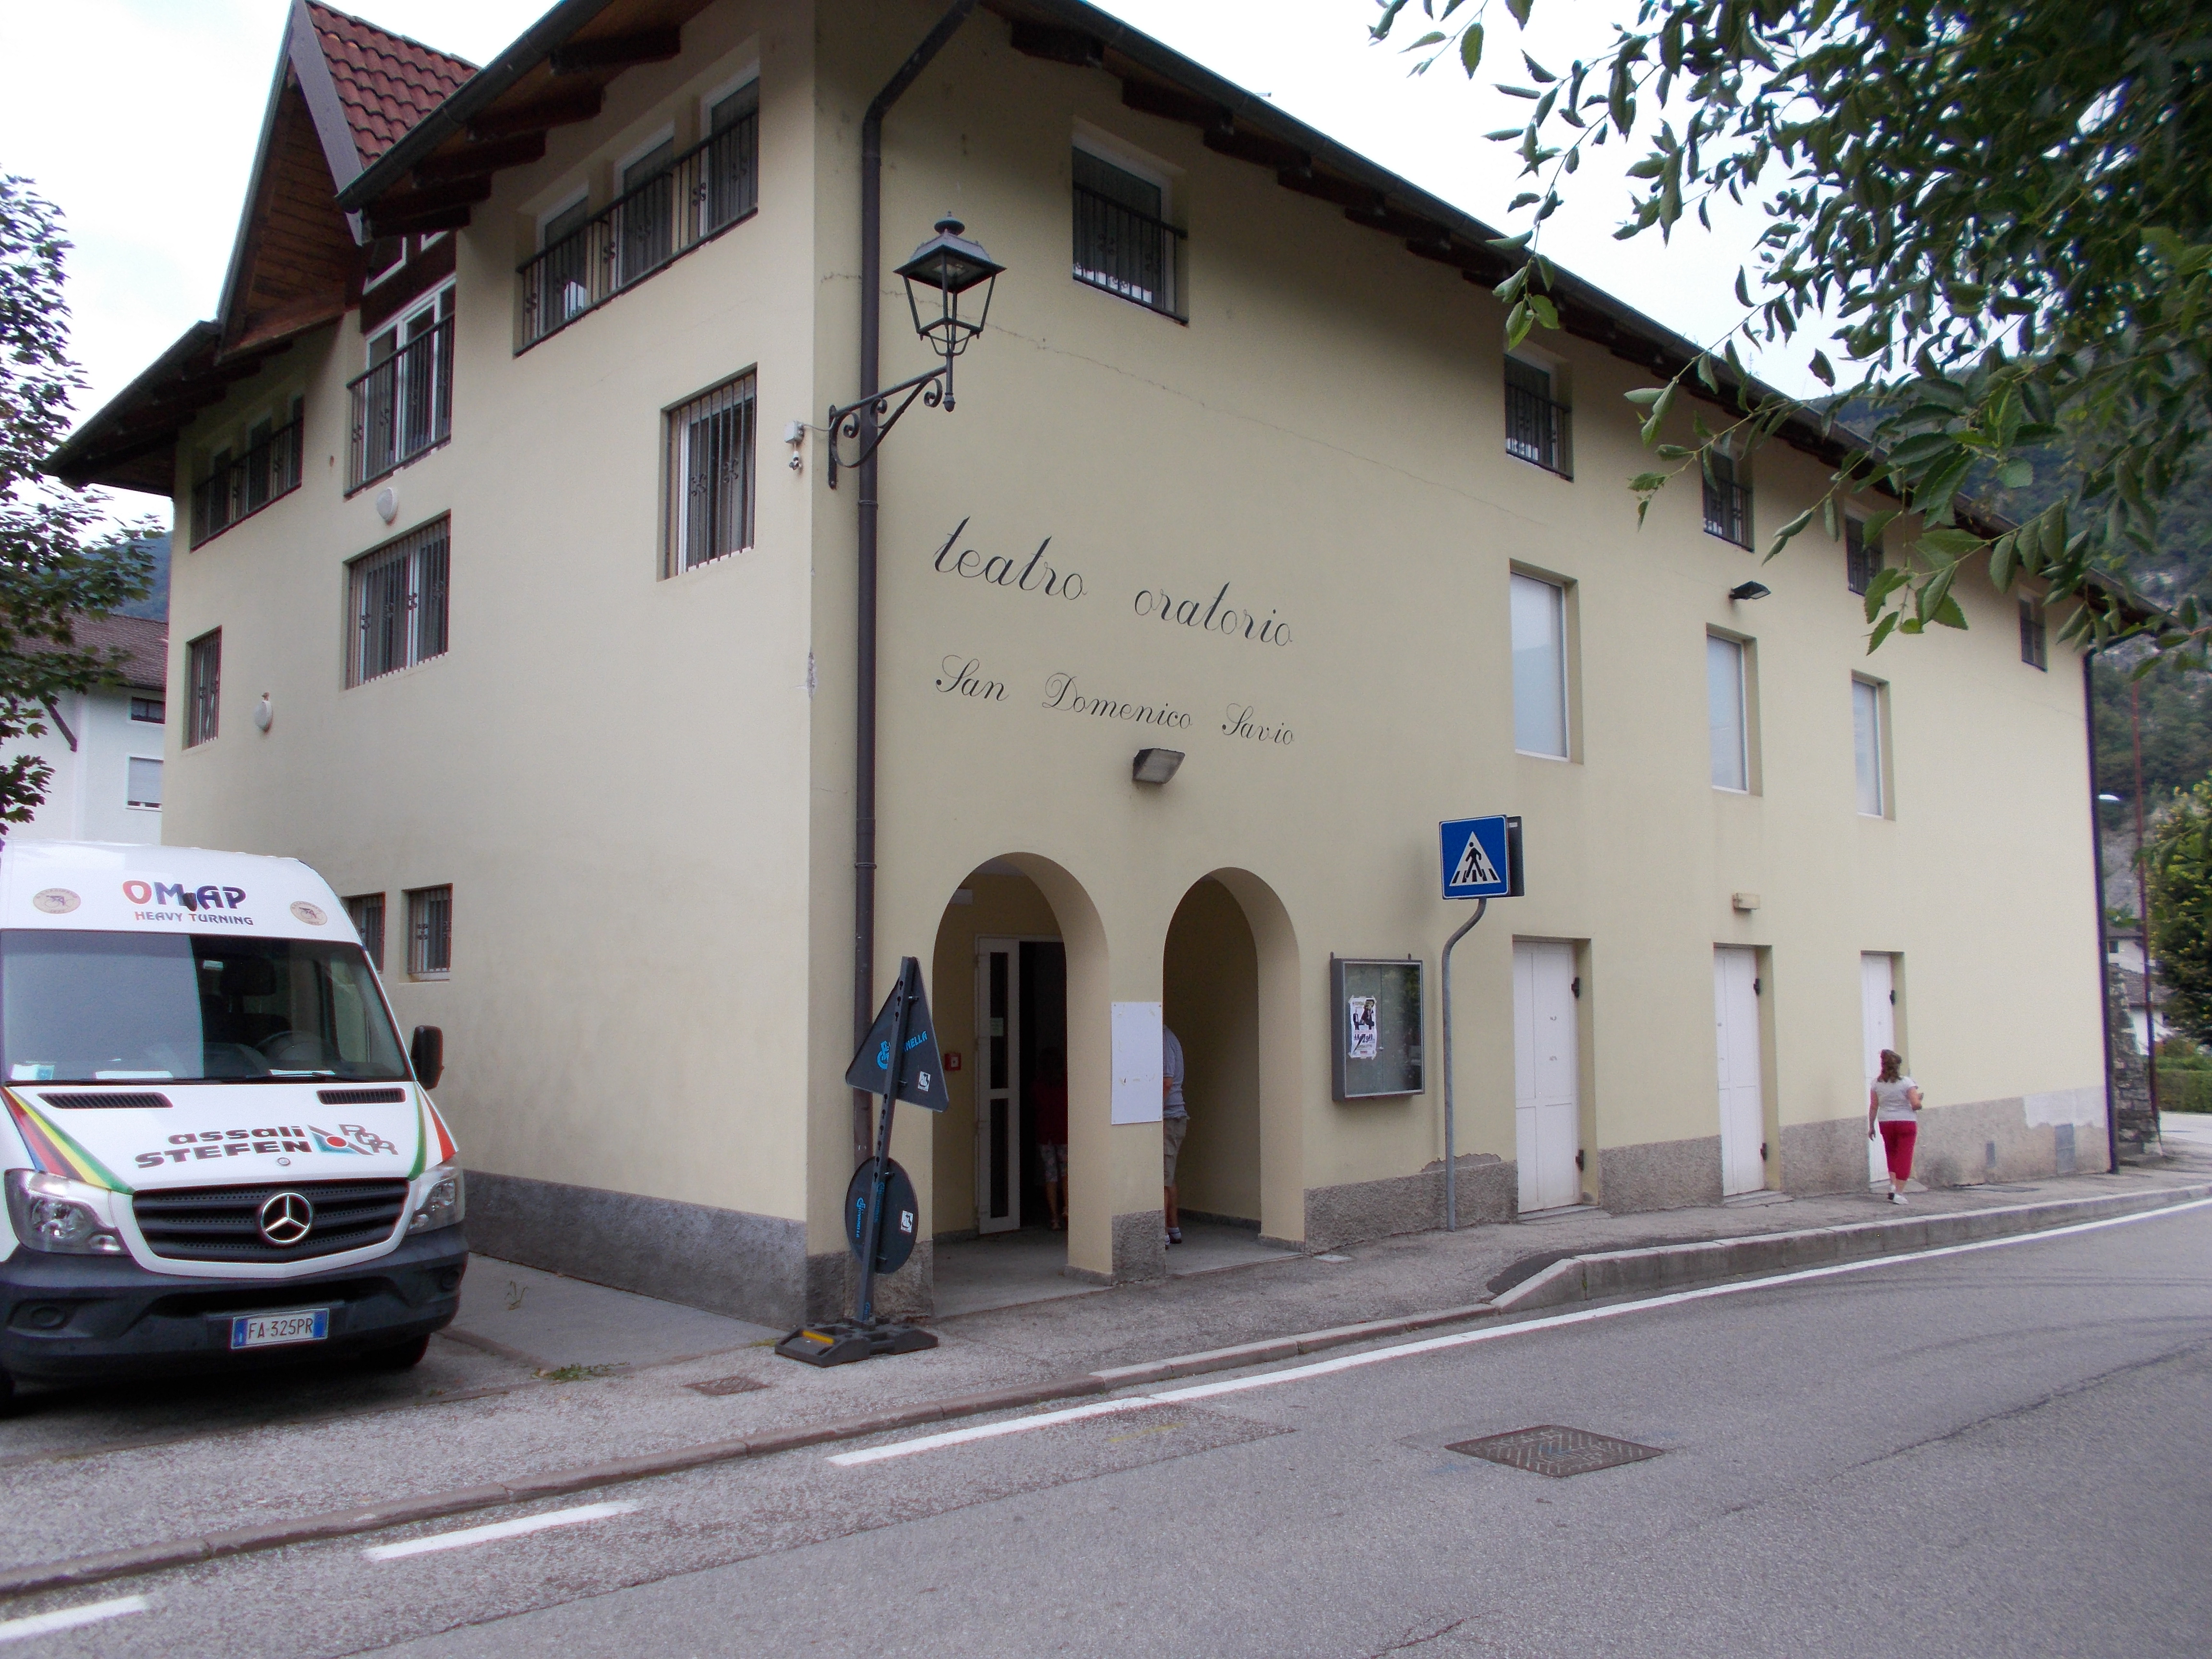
left=230, top=1308, right=330, bottom=1350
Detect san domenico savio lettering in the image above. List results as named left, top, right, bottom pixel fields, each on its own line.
left=1042, top=673, right=1190, bottom=729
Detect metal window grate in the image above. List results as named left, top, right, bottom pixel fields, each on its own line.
left=347, top=517, right=450, bottom=686
left=185, top=630, right=220, bottom=747
left=349, top=317, right=453, bottom=491
left=1703, top=456, right=1753, bottom=547
left=516, top=97, right=759, bottom=352
left=407, top=885, right=451, bottom=978
left=2020, top=599, right=2048, bottom=670
left=1072, top=151, right=1185, bottom=320
left=190, top=412, right=305, bottom=546
left=1503, top=360, right=1572, bottom=477
left=664, top=373, right=757, bottom=575
left=346, top=893, right=385, bottom=970
left=1845, top=516, right=1880, bottom=595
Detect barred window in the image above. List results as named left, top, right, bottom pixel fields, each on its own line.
left=2020, top=599, right=2048, bottom=670
left=1072, top=147, right=1184, bottom=319
left=348, top=517, right=450, bottom=685
left=1846, top=516, right=1880, bottom=595
left=664, top=373, right=756, bottom=575
left=1503, top=359, right=1572, bottom=477
left=406, top=886, right=451, bottom=978
left=347, top=892, right=386, bottom=971
left=1703, top=452, right=1753, bottom=548
left=186, top=630, right=220, bottom=747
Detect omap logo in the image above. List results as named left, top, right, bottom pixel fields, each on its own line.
left=122, top=880, right=247, bottom=912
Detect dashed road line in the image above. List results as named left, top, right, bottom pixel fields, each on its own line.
left=0, top=1595, right=149, bottom=1644
left=362, top=1501, right=639, bottom=1562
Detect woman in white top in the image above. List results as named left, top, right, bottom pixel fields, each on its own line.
left=1867, top=1048, right=1924, bottom=1204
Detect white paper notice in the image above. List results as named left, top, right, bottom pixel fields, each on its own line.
left=1111, top=1001, right=1165, bottom=1125
left=1347, top=996, right=1378, bottom=1060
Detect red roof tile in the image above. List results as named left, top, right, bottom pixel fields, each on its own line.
left=306, top=3, right=475, bottom=170
left=70, top=614, right=168, bottom=693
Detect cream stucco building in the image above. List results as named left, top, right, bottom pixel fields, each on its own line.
left=49, top=0, right=2112, bottom=1326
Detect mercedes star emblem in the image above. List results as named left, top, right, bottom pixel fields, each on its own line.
left=258, top=1190, right=314, bottom=1247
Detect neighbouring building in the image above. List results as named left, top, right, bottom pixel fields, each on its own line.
left=47, top=0, right=2119, bottom=1326
left=0, top=612, right=168, bottom=847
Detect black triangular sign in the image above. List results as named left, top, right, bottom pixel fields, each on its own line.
left=842, top=961, right=949, bottom=1111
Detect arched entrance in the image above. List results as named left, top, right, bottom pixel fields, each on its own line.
left=927, top=856, right=1107, bottom=1314
left=1162, top=870, right=1303, bottom=1260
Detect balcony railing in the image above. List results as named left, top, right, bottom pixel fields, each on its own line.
left=189, top=418, right=303, bottom=547
left=516, top=112, right=759, bottom=351
left=1072, top=183, right=1187, bottom=321
left=1504, top=382, right=1573, bottom=477
left=1704, top=474, right=1754, bottom=547
left=349, top=318, right=453, bottom=492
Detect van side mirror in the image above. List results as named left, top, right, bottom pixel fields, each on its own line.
left=410, top=1025, right=444, bottom=1089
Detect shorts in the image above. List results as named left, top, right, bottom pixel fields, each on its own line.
left=1162, top=1115, right=1189, bottom=1183
left=1039, top=1142, right=1068, bottom=1182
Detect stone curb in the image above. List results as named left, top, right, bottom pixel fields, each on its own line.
left=3, top=1180, right=2202, bottom=1602
left=1490, top=1181, right=2212, bottom=1316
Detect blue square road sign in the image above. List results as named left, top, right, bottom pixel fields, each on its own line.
left=1440, top=815, right=1523, bottom=900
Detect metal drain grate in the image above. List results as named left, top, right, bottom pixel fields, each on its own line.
left=1447, top=1425, right=1663, bottom=1478
left=685, top=1374, right=769, bottom=1397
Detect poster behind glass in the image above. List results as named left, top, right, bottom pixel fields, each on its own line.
left=1331, top=956, right=1424, bottom=1100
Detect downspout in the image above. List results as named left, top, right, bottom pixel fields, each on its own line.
left=853, top=0, right=980, bottom=1163
left=2085, top=648, right=2120, bottom=1174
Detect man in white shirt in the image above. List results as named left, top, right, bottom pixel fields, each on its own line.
left=1162, top=1026, right=1187, bottom=1245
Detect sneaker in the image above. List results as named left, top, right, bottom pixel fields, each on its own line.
left=1889, top=1192, right=1907, bottom=1205
left=1167, top=1227, right=1183, bottom=1244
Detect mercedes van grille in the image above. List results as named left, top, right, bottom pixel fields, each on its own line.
left=132, top=1178, right=411, bottom=1263
left=40, top=1092, right=172, bottom=1109
left=317, top=1087, right=407, bottom=1106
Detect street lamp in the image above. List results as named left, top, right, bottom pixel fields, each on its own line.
left=827, top=216, right=1003, bottom=488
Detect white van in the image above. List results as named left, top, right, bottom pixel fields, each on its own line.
left=0, top=842, right=466, bottom=1403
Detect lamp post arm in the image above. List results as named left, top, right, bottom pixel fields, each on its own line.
left=826, top=364, right=949, bottom=490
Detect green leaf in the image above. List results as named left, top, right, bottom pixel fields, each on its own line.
left=1505, top=0, right=1532, bottom=25
left=1867, top=612, right=1900, bottom=652
left=1522, top=51, right=1557, bottom=83
left=1461, top=24, right=1484, bottom=76
left=1996, top=459, right=2034, bottom=490
left=1506, top=299, right=1532, bottom=349
left=1932, top=595, right=1969, bottom=630
left=1988, top=533, right=2018, bottom=591
left=1917, top=528, right=1984, bottom=560
left=1624, top=386, right=1665, bottom=405
left=1529, top=295, right=1559, bottom=329
left=1809, top=350, right=1835, bottom=387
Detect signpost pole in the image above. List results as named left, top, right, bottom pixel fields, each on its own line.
left=853, top=958, right=914, bottom=1328
left=1441, top=899, right=1486, bottom=1233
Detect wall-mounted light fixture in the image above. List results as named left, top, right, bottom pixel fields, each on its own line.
left=827, top=216, right=1004, bottom=488
left=784, top=420, right=806, bottom=473
left=1729, top=581, right=1772, bottom=602
left=252, top=693, right=274, bottom=733
left=1132, top=748, right=1184, bottom=785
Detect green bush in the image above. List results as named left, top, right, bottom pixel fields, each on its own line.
left=2155, top=1066, right=2212, bottom=1113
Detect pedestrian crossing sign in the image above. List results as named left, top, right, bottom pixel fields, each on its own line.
left=1440, top=815, right=1522, bottom=900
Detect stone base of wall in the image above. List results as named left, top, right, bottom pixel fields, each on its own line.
left=466, top=1169, right=806, bottom=1328
left=803, top=1242, right=933, bottom=1322
left=1597, top=1136, right=1723, bottom=1213
left=1779, top=1092, right=2106, bottom=1197
left=1301, top=1154, right=1513, bottom=1251
left=1778, top=1116, right=1867, bottom=1196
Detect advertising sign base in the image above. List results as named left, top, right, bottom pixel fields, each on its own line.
left=774, top=1320, right=939, bottom=1367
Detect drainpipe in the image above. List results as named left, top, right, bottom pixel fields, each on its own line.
left=2085, top=649, right=2120, bottom=1174
left=852, top=0, right=980, bottom=1164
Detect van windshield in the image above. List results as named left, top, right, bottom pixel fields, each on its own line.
left=0, top=930, right=409, bottom=1084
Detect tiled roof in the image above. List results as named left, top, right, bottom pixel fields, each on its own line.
left=67, top=613, right=168, bottom=693
left=306, top=2, right=475, bottom=169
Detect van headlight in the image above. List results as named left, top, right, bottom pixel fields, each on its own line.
left=5, top=1169, right=126, bottom=1255
left=408, top=1164, right=465, bottom=1234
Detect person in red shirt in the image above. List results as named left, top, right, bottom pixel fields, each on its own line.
left=1034, top=1047, right=1069, bottom=1230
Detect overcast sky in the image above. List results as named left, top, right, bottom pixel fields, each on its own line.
left=0, top=0, right=1821, bottom=526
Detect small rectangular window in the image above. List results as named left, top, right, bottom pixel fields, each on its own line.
left=125, top=757, right=162, bottom=809
left=1072, top=147, right=1184, bottom=319
left=1503, top=359, right=1572, bottom=477
left=185, top=630, right=220, bottom=747
left=406, top=885, right=451, bottom=978
left=664, top=373, right=756, bottom=575
left=1510, top=572, right=1569, bottom=758
left=348, top=517, right=450, bottom=685
left=1703, top=453, right=1753, bottom=548
left=347, top=893, right=386, bottom=971
left=1852, top=677, right=1886, bottom=817
left=1846, top=517, right=1880, bottom=595
left=129, top=697, right=164, bottom=724
left=1708, top=634, right=1748, bottom=792
left=2020, top=599, right=2047, bottom=670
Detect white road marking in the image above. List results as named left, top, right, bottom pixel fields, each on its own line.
left=362, top=1501, right=639, bottom=1562
left=0, top=1596, right=149, bottom=1644
left=831, top=1196, right=2212, bottom=1467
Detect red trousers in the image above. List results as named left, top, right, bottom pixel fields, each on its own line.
left=1878, top=1119, right=1917, bottom=1183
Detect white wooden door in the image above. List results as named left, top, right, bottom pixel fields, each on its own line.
left=1513, top=941, right=1582, bottom=1213
left=1713, top=947, right=1766, bottom=1195
left=1861, top=954, right=1895, bottom=1187
left=974, top=938, right=1021, bottom=1234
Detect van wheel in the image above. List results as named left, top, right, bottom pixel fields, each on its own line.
left=362, top=1334, right=430, bottom=1372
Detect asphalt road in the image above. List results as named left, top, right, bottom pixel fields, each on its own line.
left=4, top=1199, right=2207, bottom=1658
